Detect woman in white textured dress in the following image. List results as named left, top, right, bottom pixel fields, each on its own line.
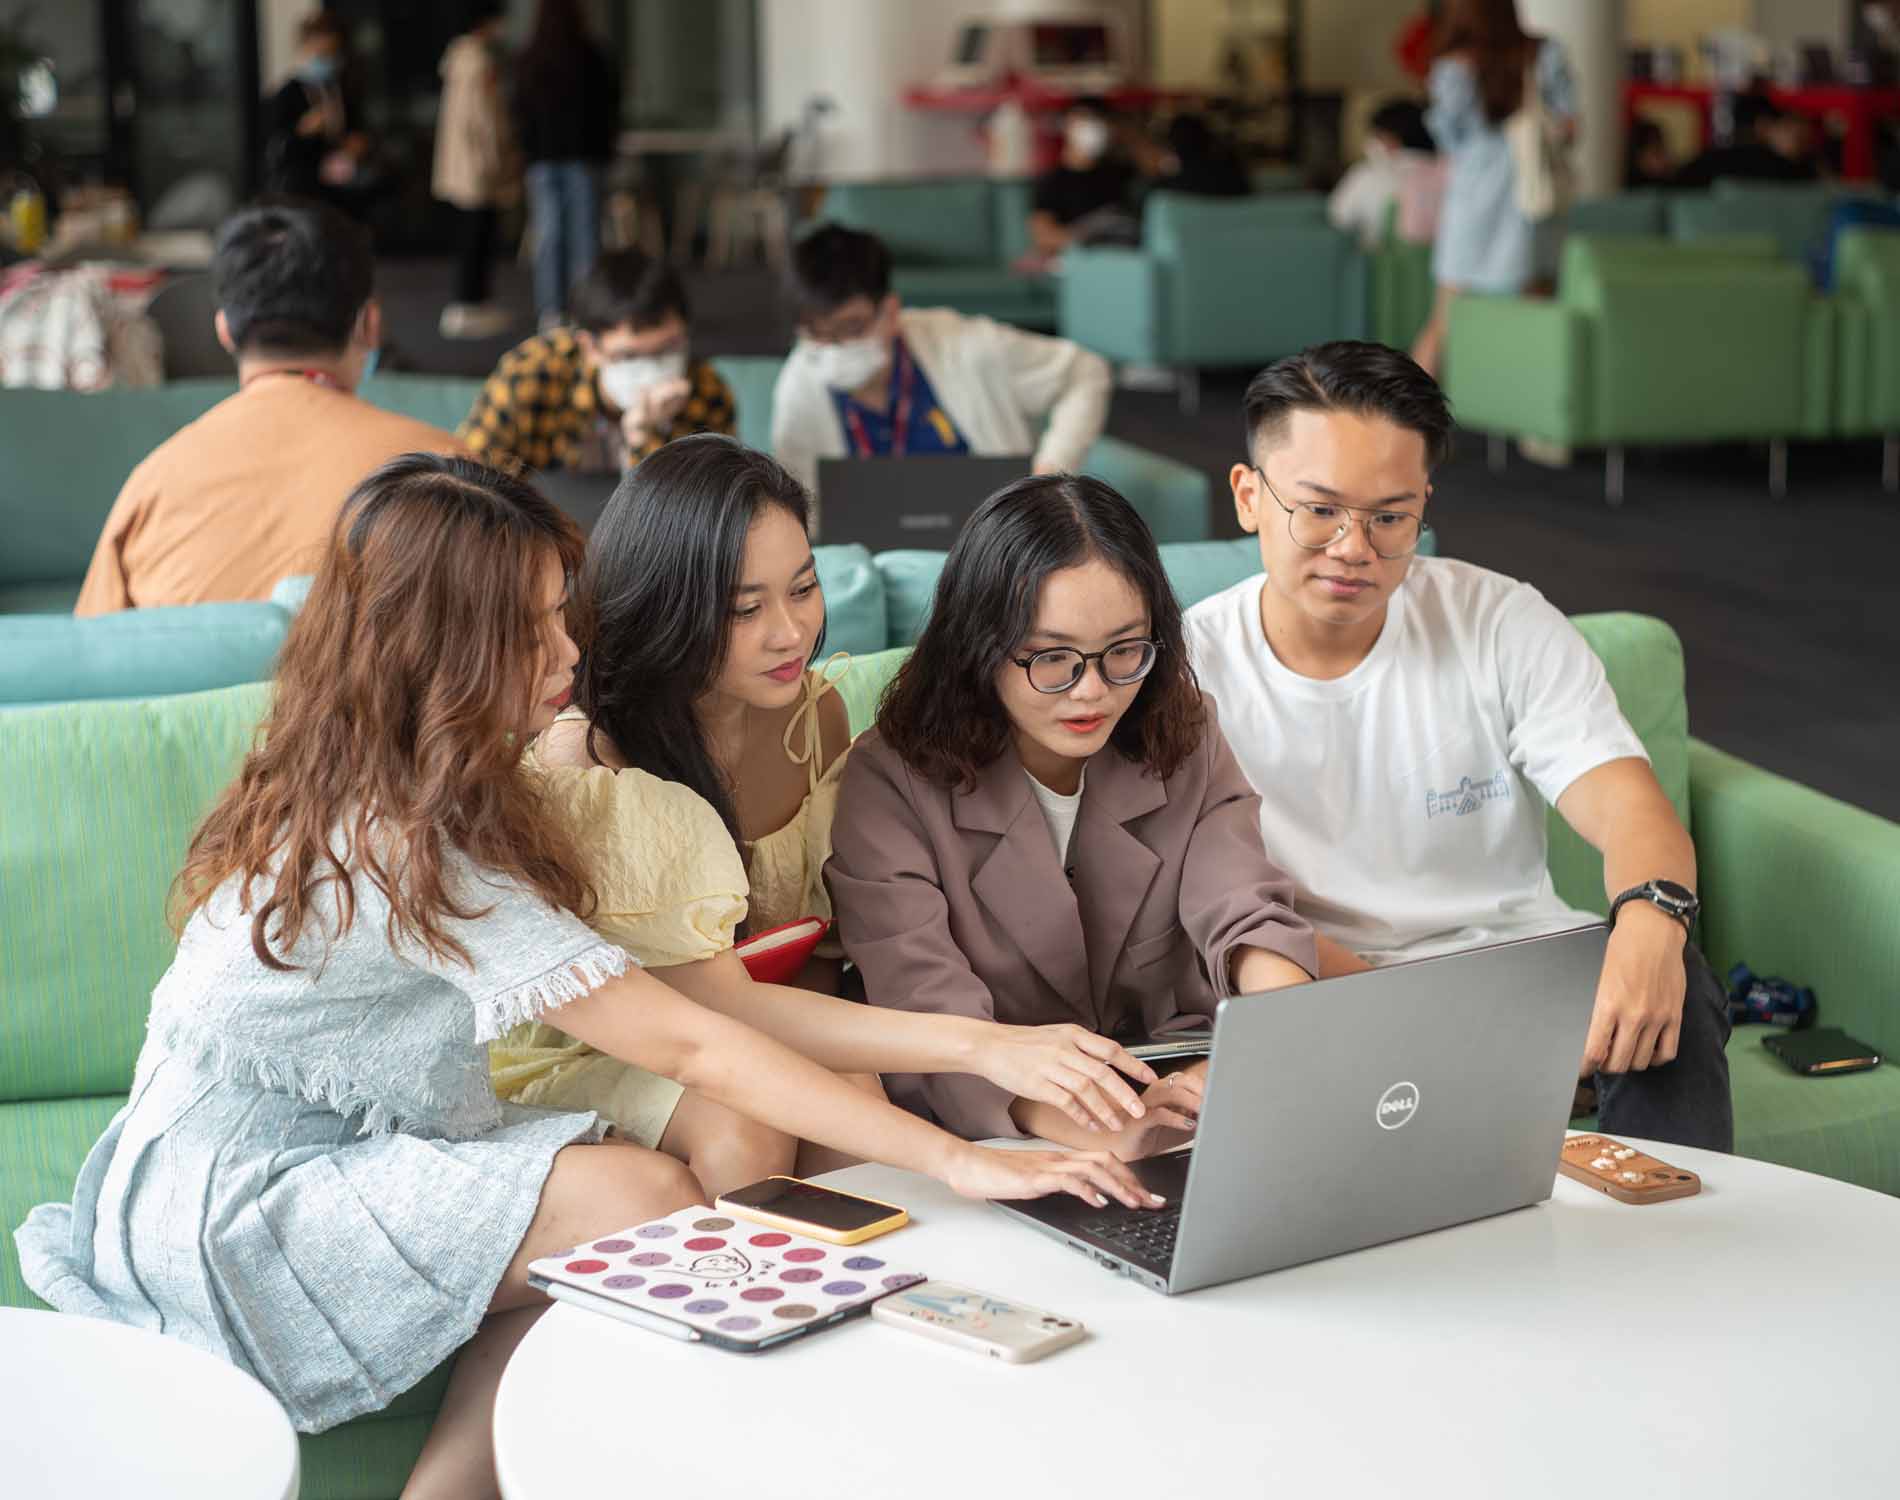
left=14, top=454, right=1164, bottom=1498
left=1408, top=0, right=1575, bottom=375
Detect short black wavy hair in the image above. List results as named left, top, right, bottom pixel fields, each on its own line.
left=876, top=473, right=1203, bottom=791
left=1243, top=340, right=1454, bottom=469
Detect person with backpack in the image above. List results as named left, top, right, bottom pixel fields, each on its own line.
left=1408, top=0, right=1575, bottom=376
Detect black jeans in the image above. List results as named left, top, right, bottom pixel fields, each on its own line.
left=1591, top=940, right=1734, bottom=1153
left=454, top=205, right=498, bottom=305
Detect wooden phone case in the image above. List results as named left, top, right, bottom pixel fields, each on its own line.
left=1558, top=1134, right=1701, bottom=1205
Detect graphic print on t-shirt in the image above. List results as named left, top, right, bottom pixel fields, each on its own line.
left=1425, top=769, right=1512, bottom=819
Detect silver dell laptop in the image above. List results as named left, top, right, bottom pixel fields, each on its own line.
left=994, top=924, right=1608, bottom=1295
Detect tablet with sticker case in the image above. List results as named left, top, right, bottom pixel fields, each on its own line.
left=526, top=1206, right=927, bottom=1353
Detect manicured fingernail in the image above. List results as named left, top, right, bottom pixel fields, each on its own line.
left=1149, top=1193, right=1167, bottom=1205
left=1129, top=1101, right=1145, bottom=1117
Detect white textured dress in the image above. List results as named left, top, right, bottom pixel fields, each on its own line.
left=14, top=849, right=632, bottom=1433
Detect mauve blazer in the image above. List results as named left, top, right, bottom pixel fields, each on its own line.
left=825, top=694, right=1317, bottom=1140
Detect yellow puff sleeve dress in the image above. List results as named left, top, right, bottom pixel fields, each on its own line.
left=488, top=730, right=748, bottom=1148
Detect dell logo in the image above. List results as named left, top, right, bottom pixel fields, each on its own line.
left=1376, top=1081, right=1420, bottom=1130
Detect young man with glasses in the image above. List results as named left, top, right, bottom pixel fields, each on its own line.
left=1183, top=342, right=1731, bottom=1151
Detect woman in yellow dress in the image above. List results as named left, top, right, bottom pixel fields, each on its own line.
left=493, top=435, right=1165, bottom=1197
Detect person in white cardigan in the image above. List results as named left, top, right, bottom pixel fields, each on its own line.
left=771, top=224, right=1111, bottom=531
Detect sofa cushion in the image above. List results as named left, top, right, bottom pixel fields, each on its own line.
left=1722, top=1028, right=1900, bottom=1198
left=1545, top=613, right=1690, bottom=916
left=0, top=603, right=290, bottom=708
left=811, top=544, right=885, bottom=657
left=0, top=581, right=82, bottom=615
left=872, top=550, right=947, bottom=648
left=0, top=683, right=272, bottom=1102
left=0, top=380, right=232, bottom=592
left=0, top=1094, right=124, bottom=1308
left=823, top=179, right=998, bottom=267
left=837, top=646, right=912, bottom=737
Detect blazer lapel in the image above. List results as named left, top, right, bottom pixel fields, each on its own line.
left=1070, top=750, right=1167, bottom=1020
left=958, top=755, right=1093, bottom=1022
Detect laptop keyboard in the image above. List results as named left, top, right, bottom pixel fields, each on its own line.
left=1081, top=1204, right=1181, bottom=1266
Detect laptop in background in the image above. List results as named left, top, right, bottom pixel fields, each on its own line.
left=530, top=467, right=620, bottom=535
left=816, top=455, right=1029, bottom=549
left=995, top=924, right=1608, bottom=1295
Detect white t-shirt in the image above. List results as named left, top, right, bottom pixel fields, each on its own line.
left=1024, top=766, right=1085, bottom=868
left=1183, top=557, right=1648, bottom=963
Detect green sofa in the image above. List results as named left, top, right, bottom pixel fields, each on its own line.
left=6, top=545, right=1900, bottom=1497
left=1444, top=235, right=1835, bottom=503
left=1057, top=192, right=1368, bottom=412
left=1830, top=227, right=1900, bottom=487
left=0, top=365, right=1212, bottom=703
left=819, top=178, right=1053, bottom=329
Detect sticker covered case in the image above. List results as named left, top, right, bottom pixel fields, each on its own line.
left=527, top=1206, right=926, bottom=1349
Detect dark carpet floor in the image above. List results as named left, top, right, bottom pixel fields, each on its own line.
left=378, top=255, right=1900, bottom=822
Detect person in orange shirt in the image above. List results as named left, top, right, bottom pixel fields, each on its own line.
left=74, top=198, right=464, bottom=615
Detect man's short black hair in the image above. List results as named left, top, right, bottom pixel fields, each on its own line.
left=567, top=249, right=690, bottom=334
left=787, top=224, right=891, bottom=321
left=1732, top=92, right=1787, bottom=138
left=1370, top=98, right=1436, bottom=154
left=1243, top=341, right=1454, bottom=469
left=213, top=197, right=374, bottom=356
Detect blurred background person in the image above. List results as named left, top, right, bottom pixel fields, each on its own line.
left=1329, top=97, right=1443, bottom=251
left=1675, top=93, right=1820, bottom=188
left=433, top=2, right=518, bottom=340
left=1410, top=0, right=1575, bottom=376
left=514, top=0, right=621, bottom=329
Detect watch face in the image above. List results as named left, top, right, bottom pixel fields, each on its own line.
left=1652, top=879, right=1697, bottom=909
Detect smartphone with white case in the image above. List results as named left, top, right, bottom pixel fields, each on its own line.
left=871, top=1279, right=1085, bottom=1363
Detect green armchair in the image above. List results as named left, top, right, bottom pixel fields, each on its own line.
left=1829, top=227, right=1900, bottom=488
left=819, top=177, right=1053, bottom=330
left=1444, top=236, right=1834, bottom=503
left=1058, top=192, right=1368, bottom=413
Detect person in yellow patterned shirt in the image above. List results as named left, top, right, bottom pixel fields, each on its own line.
left=458, top=247, right=735, bottom=473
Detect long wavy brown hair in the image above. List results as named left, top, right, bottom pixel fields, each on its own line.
left=1435, top=0, right=1534, bottom=124
left=174, top=453, right=593, bottom=970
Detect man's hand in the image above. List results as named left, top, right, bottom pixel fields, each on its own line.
left=619, top=375, right=692, bottom=452
left=1580, top=903, right=1687, bottom=1078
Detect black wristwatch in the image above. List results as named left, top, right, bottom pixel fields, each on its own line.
left=1609, top=878, right=1699, bottom=936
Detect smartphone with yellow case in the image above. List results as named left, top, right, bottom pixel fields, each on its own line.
left=715, top=1175, right=909, bottom=1245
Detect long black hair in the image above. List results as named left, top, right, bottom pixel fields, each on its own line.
left=573, top=434, right=822, bottom=843
left=877, top=473, right=1202, bottom=790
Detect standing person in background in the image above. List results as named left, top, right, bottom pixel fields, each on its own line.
left=1408, top=0, right=1574, bottom=376
left=514, top=0, right=620, bottom=330
left=263, top=13, right=363, bottom=209
left=433, top=2, right=517, bottom=340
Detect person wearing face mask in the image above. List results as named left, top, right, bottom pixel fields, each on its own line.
left=1328, top=98, right=1444, bottom=252
left=263, top=13, right=374, bottom=215
left=770, top=225, right=1111, bottom=525
left=826, top=474, right=1317, bottom=1153
left=459, top=247, right=735, bottom=475
left=1027, top=97, right=1137, bottom=262
left=74, top=199, right=465, bottom=614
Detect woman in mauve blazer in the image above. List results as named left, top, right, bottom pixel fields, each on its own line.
left=827, top=474, right=1316, bottom=1149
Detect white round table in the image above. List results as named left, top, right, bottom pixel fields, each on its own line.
left=0, top=1307, right=300, bottom=1499
left=495, top=1140, right=1900, bottom=1499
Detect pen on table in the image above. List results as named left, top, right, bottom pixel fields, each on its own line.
left=542, top=1282, right=702, bottom=1343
